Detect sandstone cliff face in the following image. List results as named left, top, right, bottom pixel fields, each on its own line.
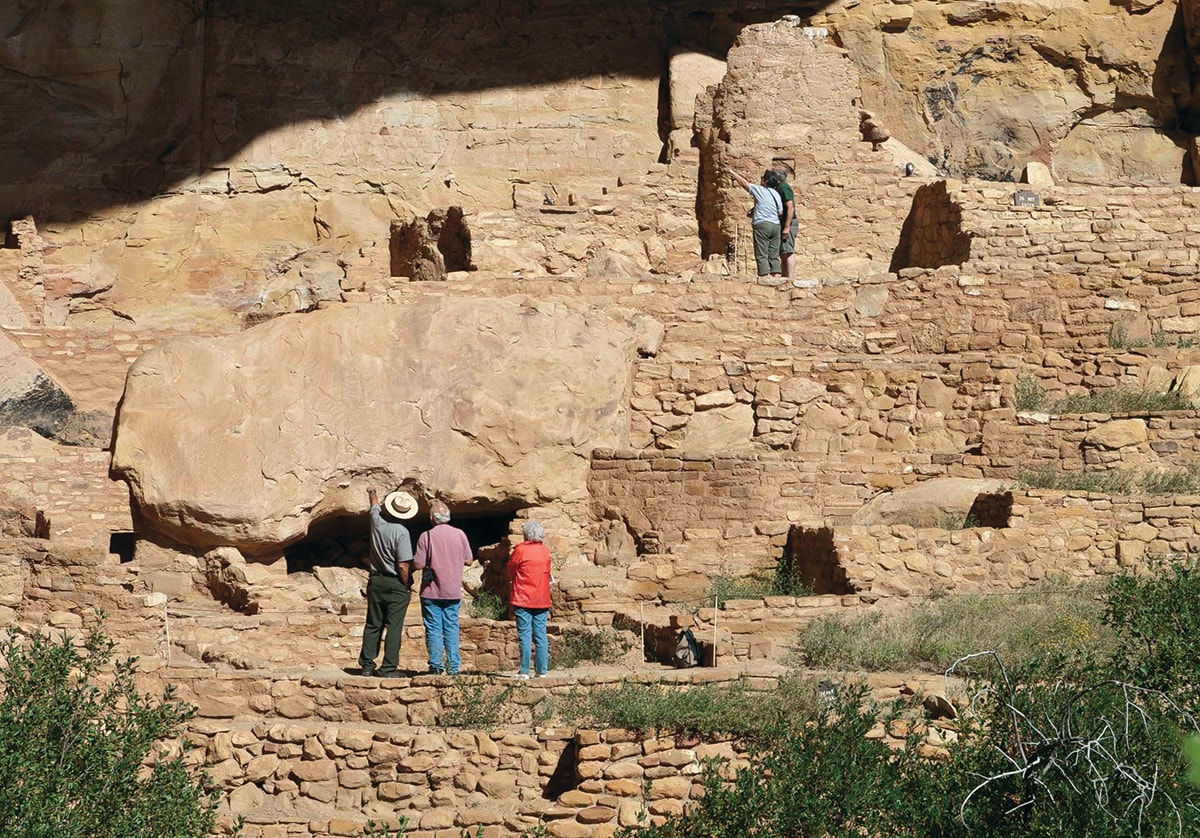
left=822, top=0, right=1190, bottom=182
left=109, top=297, right=646, bottom=552
left=5, top=0, right=1197, bottom=331
left=3, top=0, right=666, bottom=327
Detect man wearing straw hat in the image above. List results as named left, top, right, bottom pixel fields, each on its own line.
left=358, top=486, right=418, bottom=677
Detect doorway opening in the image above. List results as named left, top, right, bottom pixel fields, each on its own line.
left=782, top=526, right=853, bottom=595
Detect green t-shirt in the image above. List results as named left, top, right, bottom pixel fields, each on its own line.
left=774, top=181, right=794, bottom=221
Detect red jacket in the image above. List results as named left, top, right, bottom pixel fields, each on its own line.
left=508, top=540, right=552, bottom=609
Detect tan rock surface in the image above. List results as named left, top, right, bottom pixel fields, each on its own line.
left=825, top=0, right=1187, bottom=181
left=1083, top=419, right=1149, bottom=450
left=111, top=298, right=646, bottom=551
left=851, top=478, right=1008, bottom=528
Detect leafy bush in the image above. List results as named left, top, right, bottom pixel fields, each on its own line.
left=550, top=627, right=631, bottom=669
left=0, top=623, right=221, bottom=838
left=1105, top=557, right=1200, bottom=703
left=623, top=565, right=1200, bottom=837
left=705, top=563, right=813, bottom=605
left=468, top=589, right=507, bottom=620
left=1015, top=372, right=1047, bottom=411
left=944, top=652, right=1200, bottom=837
left=616, top=683, right=942, bottom=837
left=438, top=676, right=516, bottom=730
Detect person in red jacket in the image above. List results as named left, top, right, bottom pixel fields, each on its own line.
left=507, top=520, right=552, bottom=678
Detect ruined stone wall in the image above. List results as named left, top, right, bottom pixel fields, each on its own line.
left=688, top=593, right=873, bottom=662
left=837, top=488, right=1200, bottom=597
left=161, top=670, right=772, bottom=837
left=900, top=181, right=1200, bottom=279
left=697, top=22, right=920, bottom=276
left=987, top=412, right=1200, bottom=474
left=0, top=432, right=129, bottom=547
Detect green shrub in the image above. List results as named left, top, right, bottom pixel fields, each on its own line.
left=705, top=564, right=813, bottom=605
left=623, top=567, right=1200, bottom=837
left=1015, top=372, right=1046, bottom=411
left=1014, top=376, right=1187, bottom=415
left=1105, top=557, right=1200, bottom=703
left=944, top=652, right=1200, bottom=837
left=438, top=676, right=516, bottom=730
left=468, top=589, right=507, bottom=620
left=1019, top=465, right=1200, bottom=495
left=550, top=627, right=631, bottom=669
left=559, top=673, right=821, bottom=739
left=0, top=622, right=222, bottom=838
left=1107, top=321, right=1148, bottom=350
left=616, top=683, right=942, bottom=838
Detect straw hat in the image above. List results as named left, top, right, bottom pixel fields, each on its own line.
left=382, top=490, right=418, bottom=520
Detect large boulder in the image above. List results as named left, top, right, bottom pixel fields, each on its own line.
left=0, top=331, right=75, bottom=439
left=110, top=297, right=646, bottom=553
left=851, top=477, right=1008, bottom=528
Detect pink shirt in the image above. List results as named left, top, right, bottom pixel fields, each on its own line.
left=413, top=524, right=473, bottom=600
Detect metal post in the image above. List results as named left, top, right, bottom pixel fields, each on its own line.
left=163, top=602, right=171, bottom=666
left=640, top=602, right=645, bottom=669
left=712, top=596, right=719, bottom=668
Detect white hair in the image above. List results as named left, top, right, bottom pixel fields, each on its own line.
left=522, top=520, right=545, bottom=542
left=431, top=500, right=451, bottom=525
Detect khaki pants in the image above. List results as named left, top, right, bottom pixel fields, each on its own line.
left=752, top=222, right=781, bottom=275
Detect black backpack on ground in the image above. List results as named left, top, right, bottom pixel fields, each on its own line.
left=673, top=629, right=700, bottom=668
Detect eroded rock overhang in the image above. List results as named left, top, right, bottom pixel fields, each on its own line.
left=110, top=296, right=657, bottom=553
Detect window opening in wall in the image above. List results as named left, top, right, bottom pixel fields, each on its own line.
left=389, top=206, right=474, bottom=281
left=782, top=526, right=852, bottom=595
left=109, top=531, right=135, bottom=563
left=966, top=492, right=1013, bottom=529
left=542, top=740, right=579, bottom=799
left=2, top=223, right=17, bottom=249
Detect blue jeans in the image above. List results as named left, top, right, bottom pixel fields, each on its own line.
left=514, top=606, right=549, bottom=675
left=420, top=598, right=462, bottom=674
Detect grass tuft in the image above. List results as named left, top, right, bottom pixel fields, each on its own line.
left=468, top=590, right=507, bottom=620
left=1014, top=375, right=1188, bottom=415
left=556, top=672, right=822, bottom=738
left=1019, top=465, right=1200, bottom=495
left=439, top=676, right=517, bottom=730
left=796, top=578, right=1115, bottom=674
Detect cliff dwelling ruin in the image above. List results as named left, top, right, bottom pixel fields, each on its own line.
left=6, top=0, right=1200, bottom=832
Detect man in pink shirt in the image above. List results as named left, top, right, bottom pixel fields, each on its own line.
left=413, top=500, right=474, bottom=675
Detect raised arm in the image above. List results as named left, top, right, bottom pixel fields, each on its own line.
left=726, top=167, right=752, bottom=193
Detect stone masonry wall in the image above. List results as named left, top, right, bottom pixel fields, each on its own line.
left=987, top=412, right=1200, bottom=475
left=158, top=670, right=771, bottom=837
left=697, top=22, right=922, bottom=278
left=838, top=488, right=1200, bottom=597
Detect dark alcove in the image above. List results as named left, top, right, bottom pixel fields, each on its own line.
left=782, top=525, right=852, bottom=595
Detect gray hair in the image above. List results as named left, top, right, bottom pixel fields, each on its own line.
left=521, top=520, right=545, bottom=542
left=430, top=500, right=451, bottom=525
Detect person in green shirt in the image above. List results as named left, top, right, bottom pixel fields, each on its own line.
left=773, top=166, right=798, bottom=279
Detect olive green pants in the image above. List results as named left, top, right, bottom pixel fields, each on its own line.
left=358, top=573, right=411, bottom=675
